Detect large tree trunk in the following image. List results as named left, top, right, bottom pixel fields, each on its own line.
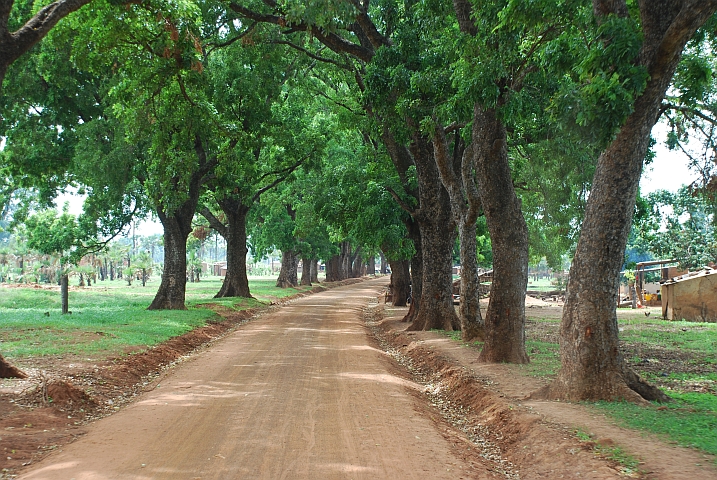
left=367, top=255, right=376, bottom=275
left=350, top=246, right=363, bottom=278
left=148, top=211, right=191, bottom=310
left=379, top=251, right=388, bottom=274
left=537, top=0, right=717, bottom=402
left=459, top=221, right=484, bottom=341
left=432, top=121, right=484, bottom=341
left=402, top=219, right=422, bottom=323
left=340, top=241, right=354, bottom=279
left=311, top=259, right=319, bottom=283
left=300, top=256, right=312, bottom=286
left=406, top=135, right=460, bottom=332
left=276, top=250, right=298, bottom=288
left=472, top=106, right=529, bottom=364
left=214, top=201, right=252, bottom=298
left=387, top=259, right=411, bottom=306
left=325, top=255, right=342, bottom=282
left=148, top=135, right=215, bottom=310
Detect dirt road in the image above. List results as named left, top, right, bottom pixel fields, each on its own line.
left=20, top=278, right=480, bottom=479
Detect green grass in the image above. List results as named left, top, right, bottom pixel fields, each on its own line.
left=619, top=318, right=717, bottom=354
left=575, top=428, right=642, bottom=475
left=526, top=277, right=562, bottom=292
left=591, top=392, right=717, bottom=458
left=431, top=313, right=717, bottom=462
left=521, top=340, right=560, bottom=377
left=432, top=329, right=482, bottom=347
left=0, top=276, right=314, bottom=359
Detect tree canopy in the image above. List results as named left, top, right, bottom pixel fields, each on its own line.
left=1, top=0, right=717, bottom=401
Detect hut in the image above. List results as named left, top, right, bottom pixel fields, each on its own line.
left=661, top=267, right=717, bottom=322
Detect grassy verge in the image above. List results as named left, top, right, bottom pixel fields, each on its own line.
left=0, top=277, right=315, bottom=360
left=575, top=429, right=642, bottom=475
left=434, top=314, right=717, bottom=461
left=591, top=392, right=717, bottom=458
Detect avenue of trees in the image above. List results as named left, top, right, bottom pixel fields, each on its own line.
left=2, top=0, right=717, bottom=404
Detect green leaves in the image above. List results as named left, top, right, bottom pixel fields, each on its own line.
left=549, top=14, right=649, bottom=146
left=280, top=0, right=357, bottom=31
left=25, top=207, right=80, bottom=262
left=631, top=187, right=717, bottom=270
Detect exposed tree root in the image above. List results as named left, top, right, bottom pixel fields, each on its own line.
left=530, top=363, right=670, bottom=404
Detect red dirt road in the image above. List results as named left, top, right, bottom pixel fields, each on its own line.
left=20, top=279, right=478, bottom=479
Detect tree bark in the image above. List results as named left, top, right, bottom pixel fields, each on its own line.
left=367, top=255, right=376, bottom=275
left=405, top=134, right=460, bottom=332
left=311, top=259, right=319, bottom=283
left=148, top=211, right=191, bottom=310
left=402, top=218, right=422, bottom=323
left=300, top=256, right=312, bottom=286
left=325, top=255, right=342, bottom=282
left=537, top=0, right=717, bottom=402
left=210, top=201, right=252, bottom=298
left=379, top=251, right=388, bottom=274
left=472, top=105, right=529, bottom=364
left=388, top=259, right=411, bottom=306
left=432, top=121, right=484, bottom=341
left=276, top=250, right=298, bottom=288
left=458, top=221, right=484, bottom=341
left=339, top=241, right=352, bottom=279
left=630, top=283, right=638, bottom=309
left=350, top=246, right=363, bottom=278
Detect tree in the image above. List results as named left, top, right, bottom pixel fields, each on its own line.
left=313, top=127, right=414, bottom=303
left=447, top=0, right=593, bottom=362
left=633, top=187, right=717, bottom=269
left=25, top=206, right=80, bottom=313
left=134, top=249, right=153, bottom=286
left=539, top=0, right=717, bottom=402
left=200, top=54, right=326, bottom=297
left=230, top=0, right=460, bottom=332
left=75, top=1, right=218, bottom=310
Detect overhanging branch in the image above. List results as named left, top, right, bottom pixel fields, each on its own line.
left=384, top=185, right=417, bottom=217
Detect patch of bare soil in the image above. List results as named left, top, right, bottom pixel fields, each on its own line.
left=0, top=278, right=362, bottom=477
left=373, top=303, right=717, bottom=480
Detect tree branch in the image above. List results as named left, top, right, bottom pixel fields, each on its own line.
left=462, top=142, right=482, bottom=225
left=271, top=39, right=350, bottom=70
left=0, top=0, right=103, bottom=86
left=432, top=116, right=463, bottom=204
left=253, top=150, right=314, bottom=202
left=206, top=22, right=258, bottom=56
left=662, top=103, right=717, bottom=127
left=199, top=206, right=228, bottom=238
left=444, top=122, right=466, bottom=134
left=384, top=185, right=417, bottom=217
left=310, top=87, right=364, bottom=116
left=228, top=2, right=374, bottom=62
left=350, top=2, right=391, bottom=49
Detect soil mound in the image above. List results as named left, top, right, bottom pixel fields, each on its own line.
left=46, top=380, right=95, bottom=407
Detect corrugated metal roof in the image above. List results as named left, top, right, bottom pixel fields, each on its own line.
left=661, top=267, right=717, bottom=285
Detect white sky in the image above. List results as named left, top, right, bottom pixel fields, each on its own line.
left=640, top=122, right=700, bottom=194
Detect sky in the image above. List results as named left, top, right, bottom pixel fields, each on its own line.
left=54, top=122, right=700, bottom=238
left=640, top=123, right=700, bottom=194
